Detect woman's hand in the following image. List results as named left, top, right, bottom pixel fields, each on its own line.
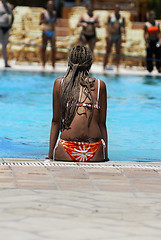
left=146, top=42, right=149, bottom=48
left=45, top=153, right=53, bottom=160
left=82, top=22, right=88, bottom=28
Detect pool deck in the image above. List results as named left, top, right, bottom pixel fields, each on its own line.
left=1, top=158, right=161, bottom=240
left=1, top=61, right=161, bottom=239
left=1, top=59, right=161, bottom=76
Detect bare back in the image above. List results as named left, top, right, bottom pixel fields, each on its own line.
left=53, top=77, right=107, bottom=143
left=48, top=44, right=108, bottom=161
left=51, top=76, right=107, bottom=161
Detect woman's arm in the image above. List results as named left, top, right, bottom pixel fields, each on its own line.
left=106, top=16, right=112, bottom=36
left=94, top=16, right=100, bottom=28
left=144, top=24, right=149, bottom=48
left=77, top=15, right=87, bottom=28
left=48, top=78, right=61, bottom=159
left=99, top=80, right=108, bottom=160
left=122, top=17, right=126, bottom=39
left=40, top=11, right=46, bottom=25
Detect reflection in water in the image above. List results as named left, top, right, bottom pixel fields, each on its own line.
left=0, top=94, right=8, bottom=98
left=143, top=75, right=161, bottom=85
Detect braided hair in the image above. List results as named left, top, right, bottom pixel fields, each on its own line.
left=60, top=45, right=94, bottom=130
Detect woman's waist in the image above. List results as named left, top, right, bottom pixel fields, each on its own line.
left=60, top=128, right=102, bottom=143
left=60, top=134, right=102, bottom=143
left=108, top=29, right=121, bottom=35
left=42, top=25, right=55, bottom=31
left=82, top=28, right=96, bottom=36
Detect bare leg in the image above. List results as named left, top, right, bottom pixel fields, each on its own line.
left=103, top=37, right=113, bottom=70
left=79, top=34, right=87, bottom=46
left=50, top=34, right=56, bottom=69
left=1, top=30, right=9, bottom=67
left=2, top=42, right=8, bottom=66
left=41, top=32, right=48, bottom=69
left=88, top=37, right=96, bottom=52
left=115, top=38, right=121, bottom=73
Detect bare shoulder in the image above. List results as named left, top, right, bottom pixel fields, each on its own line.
left=92, top=78, right=106, bottom=94
left=42, top=9, right=46, bottom=14
left=55, top=77, right=62, bottom=83
left=94, top=14, right=99, bottom=20
left=53, top=78, right=62, bottom=92
left=8, top=3, right=12, bottom=9
left=97, top=79, right=106, bottom=89
left=144, top=22, right=149, bottom=30
left=99, top=79, right=107, bottom=95
left=91, top=78, right=105, bottom=86
left=100, top=79, right=106, bottom=86
left=40, top=10, right=45, bottom=16
left=83, top=13, right=88, bottom=19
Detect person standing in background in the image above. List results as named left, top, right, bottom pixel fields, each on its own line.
left=77, top=2, right=100, bottom=52
left=103, top=4, right=126, bottom=73
left=144, top=10, right=161, bottom=73
left=0, top=0, right=14, bottom=68
left=40, top=0, right=56, bottom=69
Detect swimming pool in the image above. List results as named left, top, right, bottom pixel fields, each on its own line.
left=0, top=70, right=161, bottom=162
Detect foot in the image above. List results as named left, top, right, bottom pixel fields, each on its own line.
left=5, top=64, right=11, bottom=68
left=103, top=68, right=107, bottom=74
left=105, top=66, right=113, bottom=71
left=116, top=66, right=119, bottom=73
left=52, top=65, right=55, bottom=70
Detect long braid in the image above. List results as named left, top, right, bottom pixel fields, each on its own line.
left=60, top=45, right=94, bottom=130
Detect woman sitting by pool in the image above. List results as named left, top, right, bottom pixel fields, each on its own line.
left=47, top=45, right=109, bottom=162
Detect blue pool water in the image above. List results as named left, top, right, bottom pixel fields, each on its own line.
left=0, top=70, right=161, bottom=162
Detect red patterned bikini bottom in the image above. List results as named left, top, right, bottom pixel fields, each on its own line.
left=59, top=139, right=104, bottom=162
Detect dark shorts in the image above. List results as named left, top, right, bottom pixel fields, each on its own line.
left=0, top=27, right=10, bottom=34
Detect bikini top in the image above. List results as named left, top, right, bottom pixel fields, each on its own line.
left=62, top=78, right=101, bottom=110
left=44, top=10, right=56, bottom=23
left=146, top=21, right=159, bottom=34
left=77, top=79, right=100, bottom=110
left=109, top=14, right=124, bottom=26
left=81, top=20, right=98, bottom=25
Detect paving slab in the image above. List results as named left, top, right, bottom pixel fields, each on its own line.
left=0, top=159, right=161, bottom=240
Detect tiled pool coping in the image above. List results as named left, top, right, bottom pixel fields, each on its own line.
left=1, top=158, right=161, bottom=192
left=1, top=158, right=161, bottom=170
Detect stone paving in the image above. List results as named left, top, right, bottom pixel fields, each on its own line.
left=1, top=58, right=161, bottom=76
left=0, top=159, right=161, bottom=240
